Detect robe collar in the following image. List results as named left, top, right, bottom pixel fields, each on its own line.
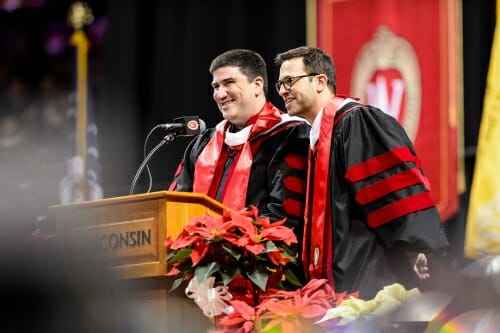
left=193, top=102, right=291, bottom=210
left=309, top=97, right=356, bottom=149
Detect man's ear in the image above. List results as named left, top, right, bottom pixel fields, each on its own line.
left=253, top=76, right=264, bottom=96
left=316, top=74, right=328, bottom=93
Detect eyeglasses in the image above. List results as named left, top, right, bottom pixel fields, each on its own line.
left=275, top=73, right=319, bottom=93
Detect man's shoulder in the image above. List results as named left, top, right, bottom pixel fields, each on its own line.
left=252, top=118, right=309, bottom=143
left=268, top=115, right=310, bottom=135
left=336, top=100, right=398, bottom=124
left=279, top=113, right=308, bottom=124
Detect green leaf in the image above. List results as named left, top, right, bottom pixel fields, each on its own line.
left=220, top=271, right=234, bottom=286
left=167, top=248, right=192, bottom=264
left=280, top=251, right=297, bottom=263
left=246, top=266, right=269, bottom=291
left=279, top=242, right=298, bottom=255
left=262, top=325, right=283, bottom=333
left=168, top=277, right=184, bottom=292
left=283, top=268, right=302, bottom=287
left=220, top=265, right=240, bottom=286
left=222, top=244, right=241, bottom=260
left=194, top=262, right=220, bottom=283
left=264, top=241, right=278, bottom=252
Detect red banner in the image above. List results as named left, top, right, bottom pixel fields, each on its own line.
left=313, top=0, right=462, bottom=221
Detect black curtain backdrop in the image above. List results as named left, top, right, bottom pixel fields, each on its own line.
left=97, top=0, right=496, bottom=260
left=99, top=0, right=306, bottom=196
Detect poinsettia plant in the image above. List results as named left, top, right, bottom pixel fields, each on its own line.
left=165, top=206, right=417, bottom=332
left=165, top=206, right=303, bottom=302
left=214, top=278, right=354, bottom=333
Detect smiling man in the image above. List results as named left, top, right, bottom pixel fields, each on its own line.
left=274, top=46, right=449, bottom=299
left=169, top=49, right=310, bottom=241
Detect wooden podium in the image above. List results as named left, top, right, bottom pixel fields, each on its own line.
left=50, top=191, right=227, bottom=333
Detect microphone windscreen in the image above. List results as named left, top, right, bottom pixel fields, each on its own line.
left=183, top=116, right=205, bottom=136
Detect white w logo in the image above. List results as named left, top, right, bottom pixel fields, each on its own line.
left=365, top=74, right=405, bottom=120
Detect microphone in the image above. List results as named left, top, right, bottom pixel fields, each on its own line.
left=158, top=116, right=206, bottom=136
left=129, top=116, right=206, bottom=195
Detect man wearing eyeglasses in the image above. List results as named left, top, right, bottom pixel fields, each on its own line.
left=274, top=46, right=449, bottom=299
left=169, top=49, right=310, bottom=243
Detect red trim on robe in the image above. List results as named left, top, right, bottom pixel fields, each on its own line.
left=221, top=141, right=254, bottom=209
left=303, top=97, right=348, bottom=285
left=355, top=168, right=431, bottom=205
left=193, top=102, right=286, bottom=210
left=206, top=147, right=232, bottom=198
left=303, top=149, right=314, bottom=276
left=168, top=160, right=185, bottom=190
left=193, top=122, right=226, bottom=195
left=345, top=147, right=421, bottom=182
left=284, top=154, right=307, bottom=171
left=283, top=175, right=306, bottom=194
left=284, top=197, right=305, bottom=217
left=367, top=192, right=436, bottom=228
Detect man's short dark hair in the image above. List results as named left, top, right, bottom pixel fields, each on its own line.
left=274, top=46, right=336, bottom=94
left=209, top=49, right=268, bottom=96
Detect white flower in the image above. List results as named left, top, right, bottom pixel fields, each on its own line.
left=185, top=277, right=233, bottom=318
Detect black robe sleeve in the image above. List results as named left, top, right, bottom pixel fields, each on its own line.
left=252, top=122, right=310, bottom=240
left=331, top=103, right=449, bottom=298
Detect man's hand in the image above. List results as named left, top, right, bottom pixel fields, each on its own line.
left=413, top=253, right=430, bottom=279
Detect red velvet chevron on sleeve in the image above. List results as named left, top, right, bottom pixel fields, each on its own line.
left=346, top=146, right=435, bottom=228
left=355, top=168, right=430, bottom=204
left=345, top=146, right=421, bottom=182
left=367, top=192, right=435, bottom=228
left=282, top=154, right=307, bottom=217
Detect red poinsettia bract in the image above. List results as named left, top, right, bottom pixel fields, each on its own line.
left=165, top=206, right=300, bottom=295
left=253, top=279, right=336, bottom=333
left=212, top=279, right=349, bottom=333
left=213, top=300, right=257, bottom=333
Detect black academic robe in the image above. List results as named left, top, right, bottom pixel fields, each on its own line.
left=305, top=98, right=449, bottom=299
left=169, top=102, right=310, bottom=239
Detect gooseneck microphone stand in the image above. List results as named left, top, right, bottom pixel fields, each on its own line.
left=129, top=129, right=176, bottom=195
